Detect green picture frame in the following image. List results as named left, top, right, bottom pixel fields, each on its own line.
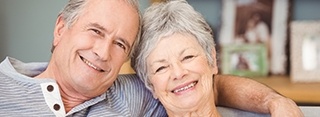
left=221, top=44, right=268, bottom=77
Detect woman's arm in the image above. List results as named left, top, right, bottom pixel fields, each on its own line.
left=214, top=74, right=303, bottom=116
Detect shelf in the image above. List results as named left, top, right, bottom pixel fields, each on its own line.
left=251, top=75, right=320, bottom=105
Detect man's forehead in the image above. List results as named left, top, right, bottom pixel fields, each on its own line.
left=80, top=0, right=139, bottom=45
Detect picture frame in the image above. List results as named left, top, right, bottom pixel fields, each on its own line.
left=221, top=44, right=268, bottom=77
left=219, top=0, right=290, bottom=75
left=290, top=20, right=320, bottom=83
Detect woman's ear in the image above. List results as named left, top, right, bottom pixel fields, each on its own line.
left=151, top=86, right=159, bottom=99
left=53, top=15, right=66, bottom=47
left=211, top=48, right=218, bottom=74
left=152, top=92, right=158, bottom=99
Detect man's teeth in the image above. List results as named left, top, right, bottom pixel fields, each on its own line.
left=82, top=58, right=103, bottom=72
left=173, top=82, right=197, bottom=93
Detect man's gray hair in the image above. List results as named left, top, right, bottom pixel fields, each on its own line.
left=52, top=0, right=141, bottom=56
left=59, top=0, right=140, bottom=27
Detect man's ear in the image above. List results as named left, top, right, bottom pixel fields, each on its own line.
left=53, top=15, right=66, bottom=47
left=211, top=48, right=218, bottom=74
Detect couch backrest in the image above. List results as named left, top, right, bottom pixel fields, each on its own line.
left=119, top=60, right=135, bottom=74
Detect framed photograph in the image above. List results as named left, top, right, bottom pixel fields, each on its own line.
left=219, top=0, right=290, bottom=75
left=291, top=21, right=320, bottom=83
left=221, top=44, right=268, bottom=77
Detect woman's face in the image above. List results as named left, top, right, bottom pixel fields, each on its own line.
left=147, top=33, right=217, bottom=111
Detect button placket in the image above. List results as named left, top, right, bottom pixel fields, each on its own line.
left=41, top=82, right=66, bottom=116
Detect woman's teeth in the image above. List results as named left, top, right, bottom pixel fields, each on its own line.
left=172, top=82, right=197, bottom=93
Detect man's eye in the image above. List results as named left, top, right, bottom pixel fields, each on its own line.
left=90, top=29, right=101, bottom=35
left=114, top=41, right=127, bottom=51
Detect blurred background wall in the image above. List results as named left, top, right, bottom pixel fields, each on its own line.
left=0, top=0, right=319, bottom=62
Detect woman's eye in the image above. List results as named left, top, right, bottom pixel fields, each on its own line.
left=155, top=66, right=167, bottom=73
left=183, top=55, right=195, bottom=61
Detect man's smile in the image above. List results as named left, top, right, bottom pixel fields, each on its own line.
left=80, top=56, right=105, bottom=72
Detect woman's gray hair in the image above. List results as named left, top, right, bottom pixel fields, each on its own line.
left=131, top=0, right=216, bottom=93
left=52, top=0, right=141, bottom=56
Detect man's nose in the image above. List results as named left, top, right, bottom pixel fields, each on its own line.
left=93, top=40, right=112, bottom=61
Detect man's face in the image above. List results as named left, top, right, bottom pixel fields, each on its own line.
left=51, top=0, right=139, bottom=97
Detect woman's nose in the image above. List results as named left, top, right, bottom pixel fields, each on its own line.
left=171, top=62, right=187, bottom=80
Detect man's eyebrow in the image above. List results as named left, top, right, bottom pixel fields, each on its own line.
left=87, top=23, right=106, bottom=32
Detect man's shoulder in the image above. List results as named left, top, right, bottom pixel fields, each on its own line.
left=117, top=74, right=140, bottom=80
left=113, top=74, right=146, bottom=92
left=116, top=74, right=143, bottom=85
left=111, top=74, right=166, bottom=116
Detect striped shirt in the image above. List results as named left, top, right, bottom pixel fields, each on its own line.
left=0, top=57, right=166, bottom=117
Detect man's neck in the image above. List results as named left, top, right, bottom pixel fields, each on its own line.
left=35, top=63, right=91, bottom=113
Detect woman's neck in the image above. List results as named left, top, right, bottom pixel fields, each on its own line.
left=166, top=96, right=221, bottom=117
left=167, top=106, right=221, bottom=117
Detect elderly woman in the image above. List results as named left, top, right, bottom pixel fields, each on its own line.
left=133, top=0, right=221, bottom=116
left=131, top=0, right=303, bottom=117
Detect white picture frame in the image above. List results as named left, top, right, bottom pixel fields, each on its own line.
left=290, top=20, right=320, bottom=83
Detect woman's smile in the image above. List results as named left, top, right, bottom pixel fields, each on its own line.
left=172, top=81, right=198, bottom=94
